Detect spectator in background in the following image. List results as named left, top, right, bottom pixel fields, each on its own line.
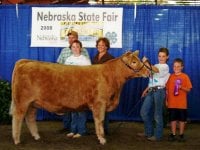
left=57, top=30, right=90, bottom=64
left=93, top=37, right=114, bottom=64
left=57, top=30, right=90, bottom=133
left=65, top=40, right=91, bottom=138
left=92, top=37, right=115, bottom=134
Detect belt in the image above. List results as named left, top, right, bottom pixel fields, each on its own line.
left=148, top=86, right=165, bottom=92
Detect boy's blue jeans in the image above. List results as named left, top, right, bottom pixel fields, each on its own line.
left=140, top=88, right=165, bottom=140
left=70, top=111, right=87, bottom=135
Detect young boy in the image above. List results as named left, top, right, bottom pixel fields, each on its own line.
left=139, top=48, right=170, bottom=141
left=166, top=58, right=192, bottom=142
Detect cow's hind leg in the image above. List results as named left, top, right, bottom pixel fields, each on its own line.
left=25, top=105, right=40, bottom=141
left=92, top=102, right=106, bottom=145
left=12, top=106, right=27, bottom=145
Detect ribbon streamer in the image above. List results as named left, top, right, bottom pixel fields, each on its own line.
left=16, top=4, right=18, bottom=19
left=134, top=3, right=137, bottom=22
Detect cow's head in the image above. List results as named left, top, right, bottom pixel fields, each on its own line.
left=121, top=50, right=159, bottom=78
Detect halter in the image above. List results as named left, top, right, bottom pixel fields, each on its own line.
left=121, top=58, right=153, bottom=73
left=143, top=59, right=153, bottom=72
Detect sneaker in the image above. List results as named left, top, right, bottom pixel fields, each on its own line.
left=178, top=134, right=186, bottom=142
left=137, top=132, right=146, bottom=138
left=168, top=133, right=176, bottom=142
left=67, top=132, right=74, bottom=138
left=147, top=136, right=158, bottom=142
left=73, top=133, right=81, bottom=138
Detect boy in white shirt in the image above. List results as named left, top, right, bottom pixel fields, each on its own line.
left=138, top=48, right=170, bottom=141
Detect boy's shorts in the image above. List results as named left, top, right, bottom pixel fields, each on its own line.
left=168, top=108, right=187, bottom=122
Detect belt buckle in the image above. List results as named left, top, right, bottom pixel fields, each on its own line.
left=149, top=87, right=158, bottom=92
left=153, top=87, right=158, bottom=92
left=157, top=86, right=164, bottom=90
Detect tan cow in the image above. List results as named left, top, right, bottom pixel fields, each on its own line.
left=10, top=51, right=158, bottom=145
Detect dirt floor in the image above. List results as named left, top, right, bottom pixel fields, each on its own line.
left=0, top=121, right=200, bottom=150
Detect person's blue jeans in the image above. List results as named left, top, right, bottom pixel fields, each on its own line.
left=104, top=113, right=109, bottom=134
left=140, top=88, right=165, bottom=140
left=70, top=111, right=87, bottom=135
left=63, top=112, right=71, bottom=129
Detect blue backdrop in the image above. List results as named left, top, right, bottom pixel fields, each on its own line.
left=0, top=5, right=199, bottom=121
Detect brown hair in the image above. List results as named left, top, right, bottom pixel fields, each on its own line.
left=173, top=58, right=184, bottom=67
left=158, top=47, right=169, bottom=62
left=96, top=37, right=110, bottom=50
left=158, top=47, right=169, bottom=56
left=69, top=40, right=82, bottom=49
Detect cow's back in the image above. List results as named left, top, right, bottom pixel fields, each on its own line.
left=11, top=59, right=116, bottom=113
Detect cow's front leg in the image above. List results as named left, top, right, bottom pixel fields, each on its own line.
left=92, top=102, right=106, bottom=145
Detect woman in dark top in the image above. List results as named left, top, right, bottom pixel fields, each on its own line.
left=92, top=37, right=115, bottom=134
left=93, top=37, right=114, bottom=64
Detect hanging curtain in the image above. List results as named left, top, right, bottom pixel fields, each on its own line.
left=0, top=5, right=199, bottom=121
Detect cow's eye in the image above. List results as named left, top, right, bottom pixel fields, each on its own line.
left=132, top=61, right=136, bottom=64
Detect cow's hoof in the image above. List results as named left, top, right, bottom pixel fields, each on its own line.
left=34, top=135, right=40, bottom=140
left=99, top=137, right=106, bottom=145
left=14, top=140, right=20, bottom=145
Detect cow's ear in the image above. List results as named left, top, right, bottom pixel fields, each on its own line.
left=122, top=51, right=132, bottom=64
left=132, top=50, right=139, bottom=56
left=142, top=56, right=148, bottom=62
left=125, top=51, right=132, bottom=55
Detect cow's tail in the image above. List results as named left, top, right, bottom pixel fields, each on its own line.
left=9, top=81, right=16, bottom=116
left=9, top=100, right=14, bottom=116
left=9, top=72, right=15, bottom=116
left=9, top=60, right=19, bottom=116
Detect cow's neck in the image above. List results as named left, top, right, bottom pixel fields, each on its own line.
left=106, top=58, right=133, bottom=84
